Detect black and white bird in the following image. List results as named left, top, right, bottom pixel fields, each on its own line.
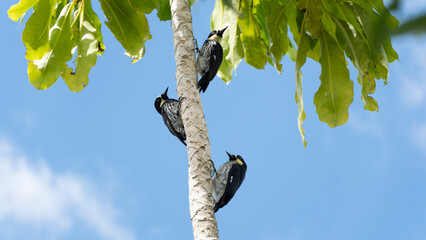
left=212, top=151, right=247, bottom=212
left=196, top=26, right=228, bottom=93
left=154, top=87, right=186, bottom=146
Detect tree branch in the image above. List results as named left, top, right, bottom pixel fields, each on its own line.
left=169, top=0, right=219, bottom=239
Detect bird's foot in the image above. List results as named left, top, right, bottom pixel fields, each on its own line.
left=208, top=159, right=217, bottom=178
left=194, top=38, right=199, bottom=53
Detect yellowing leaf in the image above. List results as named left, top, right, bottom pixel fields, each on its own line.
left=63, top=0, right=103, bottom=92
left=314, top=30, right=353, bottom=127
left=238, top=0, right=267, bottom=69
left=211, top=0, right=244, bottom=82
left=28, top=2, right=75, bottom=90
left=295, top=17, right=311, bottom=148
left=8, top=0, right=39, bottom=22
left=266, top=0, right=290, bottom=73
left=22, top=0, right=55, bottom=60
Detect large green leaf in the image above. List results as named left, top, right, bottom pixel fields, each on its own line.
left=300, top=0, right=322, bottom=39
left=335, top=20, right=378, bottom=111
left=156, top=0, right=171, bottom=21
left=131, top=0, right=158, bottom=14
left=28, top=2, right=75, bottom=89
left=22, top=0, right=55, bottom=60
left=366, top=0, right=399, bottom=30
left=314, top=30, right=353, bottom=127
left=62, top=0, right=103, bottom=92
left=8, top=0, right=39, bottom=22
left=211, top=0, right=244, bottom=82
left=285, top=1, right=300, bottom=44
left=322, top=0, right=368, bottom=46
left=266, top=0, right=290, bottom=73
left=238, top=0, right=267, bottom=69
left=99, top=0, right=152, bottom=62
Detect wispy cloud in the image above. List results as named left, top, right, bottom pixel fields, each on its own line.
left=348, top=110, right=384, bottom=138
left=398, top=37, right=426, bottom=109
left=411, top=122, right=426, bottom=154
left=0, top=138, right=134, bottom=240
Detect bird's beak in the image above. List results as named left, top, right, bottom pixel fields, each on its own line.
left=218, top=26, right=228, bottom=35
left=163, top=87, right=169, bottom=96
left=226, top=151, right=232, bottom=159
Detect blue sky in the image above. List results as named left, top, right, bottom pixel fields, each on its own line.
left=1, top=0, right=426, bottom=240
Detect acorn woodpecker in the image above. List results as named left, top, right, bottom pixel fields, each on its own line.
left=196, top=26, right=228, bottom=93
left=212, top=151, right=247, bottom=212
left=154, top=87, right=186, bottom=146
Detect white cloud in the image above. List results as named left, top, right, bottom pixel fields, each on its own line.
left=0, top=138, right=134, bottom=240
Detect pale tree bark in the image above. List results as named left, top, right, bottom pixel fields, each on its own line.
left=169, top=0, right=219, bottom=239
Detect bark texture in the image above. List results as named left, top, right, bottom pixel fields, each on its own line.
left=169, top=0, right=219, bottom=239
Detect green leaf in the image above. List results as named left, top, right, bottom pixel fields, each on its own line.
left=285, top=1, right=300, bottom=44
left=287, top=39, right=297, bottom=62
left=300, top=0, right=322, bottom=39
left=359, top=73, right=378, bottom=111
left=295, top=18, right=311, bottom=148
left=314, top=29, right=353, bottom=127
left=216, top=59, right=234, bottom=83
left=320, top=6, right=337, bottom=42
left=334, top=19, right=378, bottom=111
left=383, top=35, right=398, bottom=63
left=323, top=0, right=368, bottom=45
left=238, top=0, right=267, bottom=69
left=266, top=0, right=290, bottom=73
left=366, top=0, right=399, bottom=30
left=99, top=0, right=152, bottom=62
left=157, top=0, right=171, bottom=21
left=131, top=0, right=158, bottom=14
left=348, top=3, right=391, bottom=81
left=253, top=0, right=270, bottom=48
left=63, top=0, right=103, bottom=92
left=211, top=0, right=244, bottom=82
left=22, top=0, right=55, bottom=60
left=28, top=1, right=75, bottom=90
left=8, top=0, right=39, bottom=22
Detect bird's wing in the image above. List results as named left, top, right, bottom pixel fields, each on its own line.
left=214, top=163, right=245, bottom=212
left=162, top=100, right=186, bottom=145
left=208, top=42, right=223, bottom=83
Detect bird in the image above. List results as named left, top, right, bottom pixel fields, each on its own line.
left=212, top=151, right=247, bottom=212
left=154, top=87, right=186, bottom=146
left=196, top=26, right=228, bottom=93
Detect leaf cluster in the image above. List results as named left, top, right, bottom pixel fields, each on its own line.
left=8, top=0, right=400, bottom=146
left=8, top=0, right=157, bottom=92
left=210, top=0, right=398, bottom=147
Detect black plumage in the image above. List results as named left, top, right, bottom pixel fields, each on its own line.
left=212, top=151, right=247, bottom=213
left=154, top=87, right=186, bottom=146
left=196, top=26, right=228, bottom=93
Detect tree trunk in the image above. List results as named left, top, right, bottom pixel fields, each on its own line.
left=169, top=0, right=219, bottom=239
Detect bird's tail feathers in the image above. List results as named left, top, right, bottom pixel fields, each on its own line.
left=214, top=202, right=220, bottom=213
left=198, top=74, right=209, bottom=93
